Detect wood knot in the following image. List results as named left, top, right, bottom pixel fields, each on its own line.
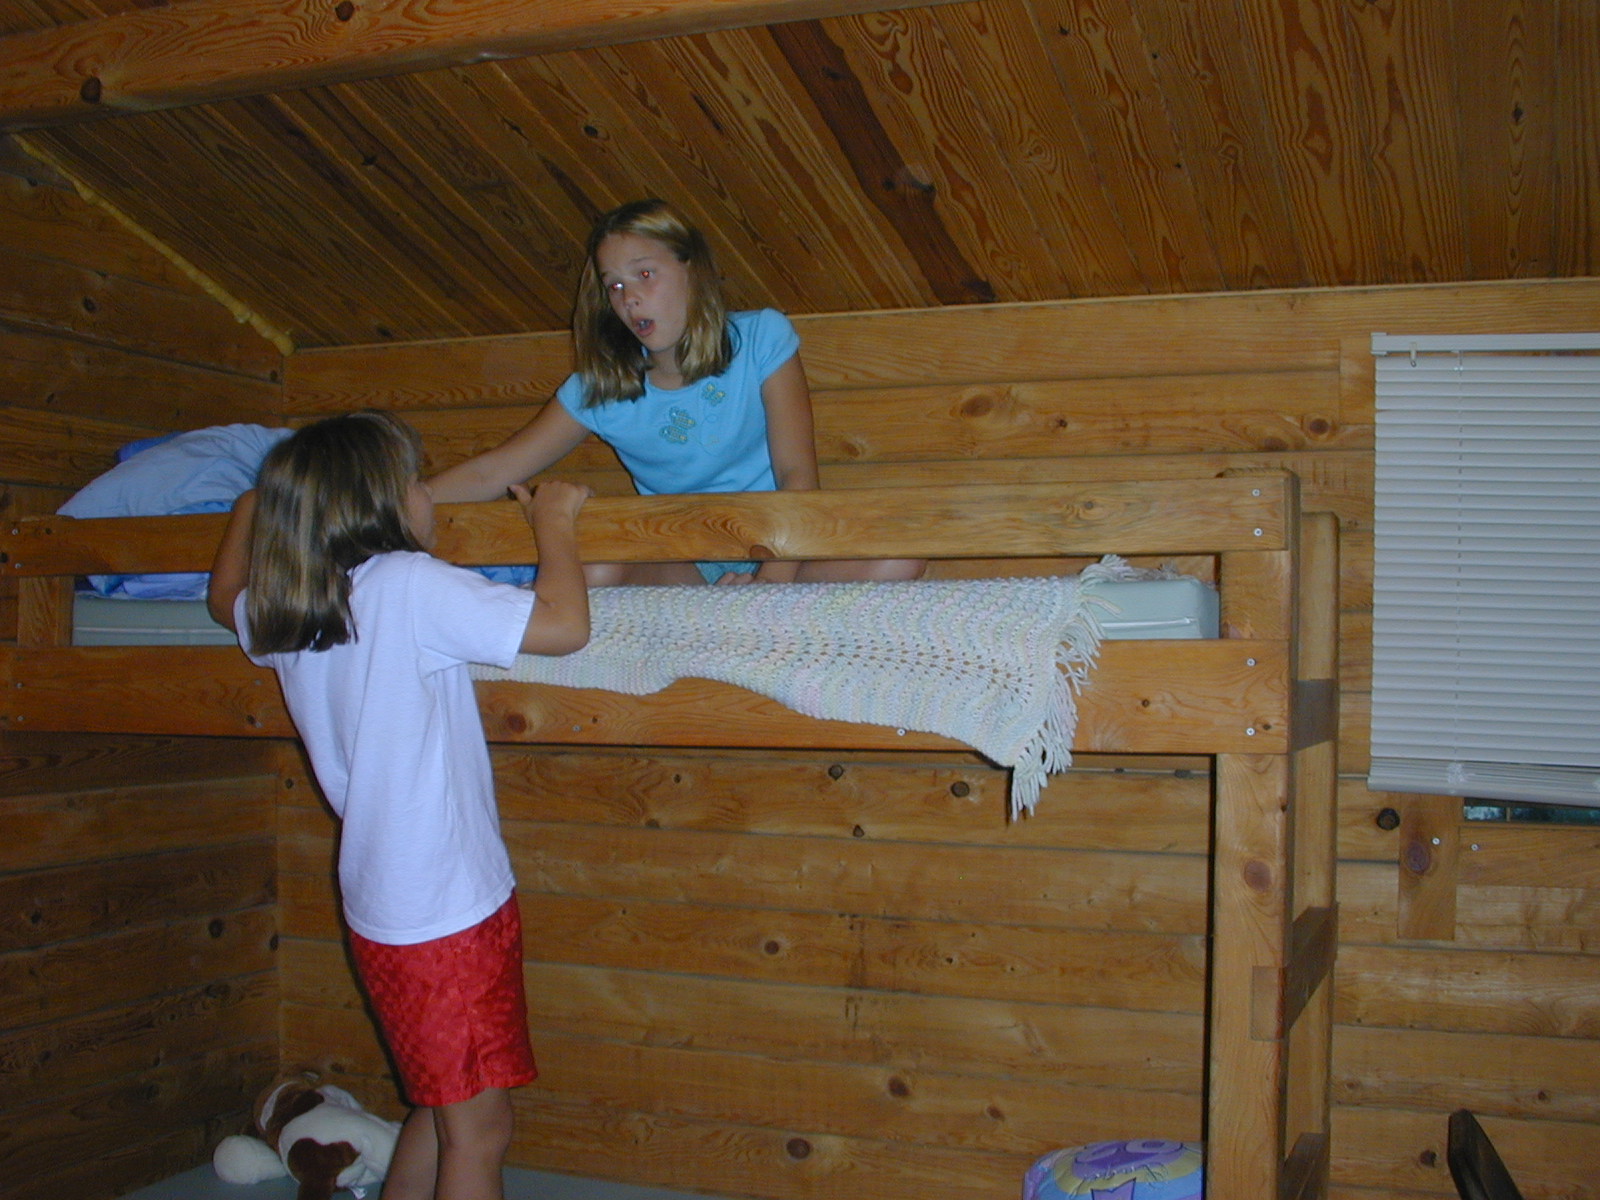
left=80, top=76, right=102, bottom=103
left=502, top=713, right=527, bottom=735
left=828, top=764, right=845, bottom=780
left=950, top=781, right=971, bottom=797
left=1243, top=859, right=1272, bottom=893
left=1402, top=839, right=1433, bottom=875
left=887, top=1076, right=910, bottom=1097
left=785, top=1137, right=812, bottom=1160
left=334, top=1, right=356, bottom=19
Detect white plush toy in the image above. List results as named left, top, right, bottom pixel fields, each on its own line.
left=213, top=1072, right=401, bottom=1200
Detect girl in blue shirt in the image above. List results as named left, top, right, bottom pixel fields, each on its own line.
left=430, top=198, right=922, bottom=586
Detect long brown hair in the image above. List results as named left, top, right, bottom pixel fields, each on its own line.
left=246, top=411, right=426, bottom=654
left=571, top=198, right=731, bottom=405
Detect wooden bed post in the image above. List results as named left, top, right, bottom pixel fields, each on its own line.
left=1210, top=480, right=1338, bottom=1200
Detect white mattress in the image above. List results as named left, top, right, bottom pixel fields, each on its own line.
left=71, top=576, right=1218, bottom=646
left=73, top=595, right=237, bottom=645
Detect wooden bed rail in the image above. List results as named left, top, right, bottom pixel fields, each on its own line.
left=2, top=476, right=1296, bottom=753
left=3, top=476, right=1293, bottom=576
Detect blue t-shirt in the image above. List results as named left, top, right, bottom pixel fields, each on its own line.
left=556, top=308, right=800, bottom=496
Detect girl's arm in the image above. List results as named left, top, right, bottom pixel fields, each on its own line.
left=206, top=489, right=257, bottom=632
left=513, top=480, right=592, bottom=654
left=753, top=353, right=820, bottom=584
left=427, top=400, right=592, bottom=504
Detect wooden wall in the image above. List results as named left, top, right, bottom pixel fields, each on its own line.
left=280, top=277, right=1600, bottom=1199
left=0, top=145, right=287, bottom=1198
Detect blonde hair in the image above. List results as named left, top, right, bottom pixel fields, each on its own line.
left=572, top=198, right=731, bottom=405
left=246, top=411, right=426, bottom=654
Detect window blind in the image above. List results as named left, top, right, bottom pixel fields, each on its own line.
left=1369, top=333, right=1600, bottom=807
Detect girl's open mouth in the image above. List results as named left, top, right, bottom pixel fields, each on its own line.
left=633, top=318, right=654, bottom=338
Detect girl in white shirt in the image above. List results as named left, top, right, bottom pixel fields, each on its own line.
left=208, top=410, right=590, bottom=1200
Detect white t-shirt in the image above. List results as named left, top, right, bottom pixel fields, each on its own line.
left=240, top=552, right=536, bottom=945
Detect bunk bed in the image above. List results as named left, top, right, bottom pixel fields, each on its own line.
left=0, top=472, right=1338, bottom=1200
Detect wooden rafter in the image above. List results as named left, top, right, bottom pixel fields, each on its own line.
left=0, top=0, right=965, bottom=133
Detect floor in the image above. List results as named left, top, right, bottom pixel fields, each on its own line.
left=119, top=1164, right=721, bottom=1199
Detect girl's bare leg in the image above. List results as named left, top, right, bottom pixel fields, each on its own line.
left=379, top=1107, right=439, bottom=1200
left=434, top=1086, right=514, bottom=1200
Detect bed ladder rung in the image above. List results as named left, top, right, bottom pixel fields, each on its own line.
left=1279, top=1131, right=1330, bottom=1200
left=1250, top=903, right=1338, bottom=1041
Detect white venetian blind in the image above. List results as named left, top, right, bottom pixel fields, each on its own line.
left=1369, top=333, right=1600, bottom=807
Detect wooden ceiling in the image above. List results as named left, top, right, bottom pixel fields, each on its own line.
left=0, top=0, right=1595, bottom=351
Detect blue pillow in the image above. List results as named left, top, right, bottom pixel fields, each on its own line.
left=59, top=424, right=292, bottom=598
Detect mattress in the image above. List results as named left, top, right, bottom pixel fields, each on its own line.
left=73, top=595, right=237, bottom=645
left=71, top=576, right=1218, bottom=646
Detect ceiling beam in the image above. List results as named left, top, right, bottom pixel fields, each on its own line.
left=0, top=0, right=964, bottom=133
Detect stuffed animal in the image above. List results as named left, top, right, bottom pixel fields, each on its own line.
left=213, top=1071, right=402, bottom=1200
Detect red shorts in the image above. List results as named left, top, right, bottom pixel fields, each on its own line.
left=349, top=894, right=537, bottom=1107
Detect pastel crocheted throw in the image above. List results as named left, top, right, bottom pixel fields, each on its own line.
left=472, top=560, right=1140, bottom=816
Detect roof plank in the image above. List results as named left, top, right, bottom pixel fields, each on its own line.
left=0, top=0, right=968, bottom=132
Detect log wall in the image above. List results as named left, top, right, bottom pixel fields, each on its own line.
left=0, top=147, right=286, bottom=1198
left=278, top=277, right=1600, bottom=1198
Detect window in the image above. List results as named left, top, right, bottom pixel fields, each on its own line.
left=1369, top=333, right=1600, bottom=808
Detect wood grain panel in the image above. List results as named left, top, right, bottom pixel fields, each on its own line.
left=0, top=402, right=140, bottom=489
left=273, top=83, right=567, bottom=336
left=362, top=368, right=1355, bottom=478
left=1231, top=0, right=1382, bottom=285
left=1127, top=0, right=1305, bottom=290
left=0, top=731, right=282, bottom=796
left=508, top=823, right=1208, bottom=933
left=1330, top=1104, right=1600, bottom=1197
left=771, top=17, right=994, bottom=305
left=0, top=973, right=276, bottom=1100
left=280, top=940, right=1208, bottom=1092
left=519, top=890, right=1206, bottom=1009
left=1333, top=1021, right=1600, bottom=1122
left=0, top=775, right=275, bottom=871
left=0, top=841, right=273, bottom=950
left=0, top=328, right=279, bottom=428
left=939, top=0, right=1144, bottom=296
left=487, top=747, right=1212, bottom=852
left=1028, top=0, right=1223, bottom=292
left=1451, top=0, right=1557, bottom=278
left=275, top=279, right=1600, bottom=408
left=1, top=636, right=1287, bottom=755
left=1554, top=0, right=1600, bottom=276
left=523, top=1028, right=1201, bottom=1150
left=0, top=0, right=975, bottom=132
left=5, top=479, right=1294, bottom=575
left=1336, top=942, right=1600, bottom=1038
left=0, top=239, right=277, bottom=374
left=508, top=1093, right=1036, bottom=1200
left=0, top=906, right=276, bottom=1028
left=0, top=171, right=191, bottom=286
left=827, top=6, right=1074, bottom=302
left=1345, top=0, right=1464, bottom=283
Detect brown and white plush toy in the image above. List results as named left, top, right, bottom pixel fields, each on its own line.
left=213, top=1071, right=401, bottom=1200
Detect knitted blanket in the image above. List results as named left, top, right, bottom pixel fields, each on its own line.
left=472, top=560, right=1141, bottom=816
